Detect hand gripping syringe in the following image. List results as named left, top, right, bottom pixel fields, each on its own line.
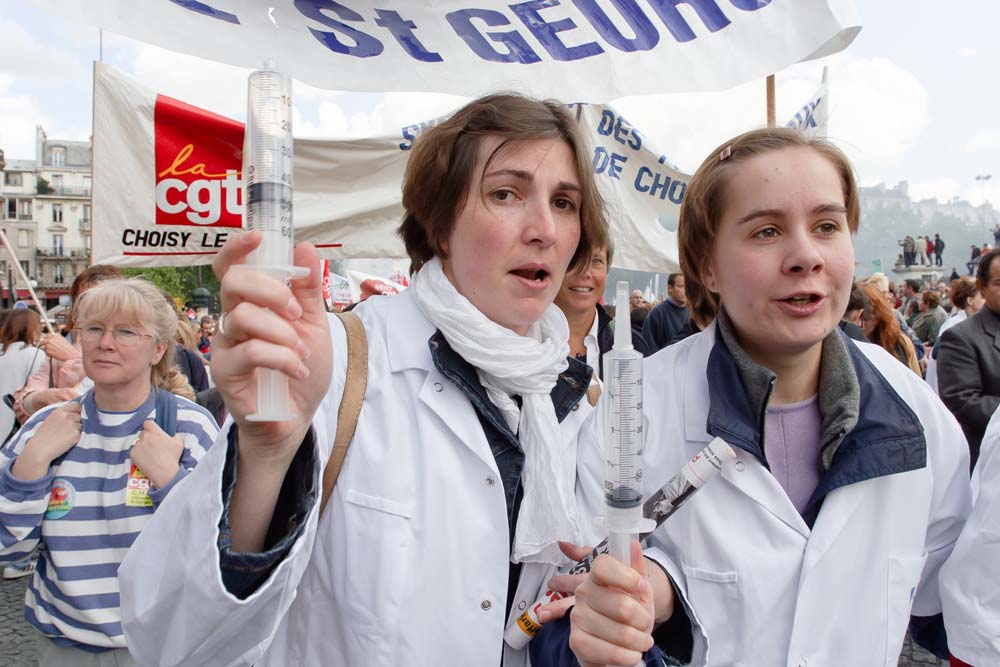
left=602, top=281, right=656, bottom=563
left=239, top=60, right=308, bottom=422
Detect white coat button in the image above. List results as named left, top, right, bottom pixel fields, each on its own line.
left=486, top=476, right=496, bottom=487
left=481, top=600, right=492, bottom=611
left=517, top=601, right=527, bottom=611
left=572, top=403, right=580, bottom=411
left=433, top=382, right=443, bottom=392
left=735, top=461, right=746, bottom=472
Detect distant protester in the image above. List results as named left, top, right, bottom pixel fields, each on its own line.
left=938, top=248, right=1000, bottom=467
left=0, top=310, right=44, bottom=444
left=859, top=282, right=921, bottom=374
left=913, top=290, right=948, bottom=345
left=0, top=277, right=219, bottom=664
left=642, top=272, right=689, bottom=352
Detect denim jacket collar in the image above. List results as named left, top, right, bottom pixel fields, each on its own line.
left=703, top=310, right=925, bottom=513
left=429, top=331, right=591, bottom=450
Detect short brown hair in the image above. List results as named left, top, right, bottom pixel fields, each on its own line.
left=398, top=93, right=607, bottom=274
left=920, top=290, right=940, bottom=308
left=950, top=277, right=978, bottom=310
left=677, top=127, right=860, bottom=327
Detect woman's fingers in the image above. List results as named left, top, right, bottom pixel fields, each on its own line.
left=212, top=230, right=260, bottom=282
left=214, top=301, right=309, bottom=358
left=219, top=265, right=301, bottom=322
left=216, top=338, right=310, bottom=382
left=569, top=606, right=651, bottom=666
left=558, top=541, right=594, bottom=562
left=548, top=573, right=587, bottom=595
left=589, top=553, right=645, bottom=596
left=289, top=243, right=325, bottom=316
left=537, top=594, right=576, bottom=623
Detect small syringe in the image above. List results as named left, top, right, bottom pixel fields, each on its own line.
left=603, top=281, right=655, bottom=563
left=240, top=60, right=308, bottom=422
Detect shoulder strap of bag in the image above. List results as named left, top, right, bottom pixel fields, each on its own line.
left=154, top=388, right=178, bottom=436
left=320, top=312, right=368, bottom=518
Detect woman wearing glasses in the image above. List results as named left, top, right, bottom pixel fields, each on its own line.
left=0, top=277, right=218, bottom=666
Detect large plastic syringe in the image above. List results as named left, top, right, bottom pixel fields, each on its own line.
left=240, top=60, right=308, bottom=422
left=603, top=281, right=655, bottom=563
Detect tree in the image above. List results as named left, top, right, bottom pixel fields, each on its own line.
left=121, top=265, right=220, bottom=306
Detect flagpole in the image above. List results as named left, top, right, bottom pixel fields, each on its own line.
left=766, top=75, right=776, bottom=127
left=0, top=229, right=56, bottom=334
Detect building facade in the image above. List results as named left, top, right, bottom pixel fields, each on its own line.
left=0, top=127, right=92, bottom=309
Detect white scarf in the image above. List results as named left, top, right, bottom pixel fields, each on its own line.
left=412, top=257, right=581, bottom=565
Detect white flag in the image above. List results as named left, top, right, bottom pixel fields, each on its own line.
left=44, top=0, right=860, bottom=101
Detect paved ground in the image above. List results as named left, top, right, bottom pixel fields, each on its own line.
left=0, top=577, right=37, bottom=667
left=0, top=574, right=951, bottom=666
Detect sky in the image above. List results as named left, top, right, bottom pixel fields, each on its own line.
left=0, top=0, right=997, bottom=207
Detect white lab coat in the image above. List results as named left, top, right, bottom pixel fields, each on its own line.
left=940, top=407, right=1000, bottom=664
left=576, top=322, right=971, bottom=667
left=119, top=289, right=595, bottom=667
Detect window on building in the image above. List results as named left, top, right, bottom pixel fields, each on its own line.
left=52, top=203, right=62, bottom=223
left=3, top=172, right=22, bottom=186
left=17, top=230, right=29, bottom=248
left=51, top=174, right=63, bottom=193
left=54, top=264, right=64, bottom=284
left=18, top=200, right=30, bottom=220
left=53, top=234, right=64, bottom=257
left=83, top=176, right=92, bottom=194
left=82, top=204, right=91, bottom=222
left=50, top=147, right=66, bottom=166
left=20, top=261, right=29, bottom=278
left=5, top=200, right=14, bottom=219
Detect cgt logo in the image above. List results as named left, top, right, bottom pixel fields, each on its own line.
left=154, top=94, right=244, bottom=227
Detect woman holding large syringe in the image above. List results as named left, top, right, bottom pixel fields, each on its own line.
left=117, top=93, right=612, bottom=667
left=533, top=128, right=973, bottom=666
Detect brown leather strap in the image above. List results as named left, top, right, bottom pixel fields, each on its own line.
left=320, top=312, right=368, bottom=518
left=586, top=383, right=601, bottom=407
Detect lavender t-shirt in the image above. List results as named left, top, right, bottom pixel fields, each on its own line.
left=764, top=395, right=823, bottom=516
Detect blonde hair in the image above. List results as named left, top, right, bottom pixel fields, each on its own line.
left=859, top=272, right=890, bottom=292
left=73, top=278, right=195, bottom=400
left=678, top=127, right=860, bottom=328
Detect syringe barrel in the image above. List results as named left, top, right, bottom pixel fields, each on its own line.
left=244, top=66, right=294, bottom=268
left=603, top=348, right=644, bottom=510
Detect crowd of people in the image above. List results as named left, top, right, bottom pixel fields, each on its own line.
left=0, top=92, right=997, bottom=667
left=897, top=233, right=946, bottom=268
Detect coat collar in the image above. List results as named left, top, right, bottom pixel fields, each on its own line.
left=973, top=306, right=1000, bottom=352
left=385, top=289, right=437, bottom=373
left=684, top=313, right=926, bottom=525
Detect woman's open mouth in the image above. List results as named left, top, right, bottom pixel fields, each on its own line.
left=510, top=266, right=551, bottom=288
left=776, top=293, right=825, bottom=315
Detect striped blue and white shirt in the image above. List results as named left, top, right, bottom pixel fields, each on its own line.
left=0, top=388, right=218, bottom=651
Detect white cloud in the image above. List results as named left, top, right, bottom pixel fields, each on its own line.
left=965, top=130, right=1000, bottom=151
left=0, top=74, right=88, bottom=160
left=908, top=178, right=963, bottom=203
left=909, top=177, right=1000, bottom=208
left=610, top=55, right=929, bottom=181
left=0, top=17, right=87, bottom=81
left=957, top=47, right=977, bottom=58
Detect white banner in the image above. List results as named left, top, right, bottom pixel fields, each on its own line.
left=49, top=0, right=859, bottom=101
left=784, top=74, right=829, bottom=138
left=93, top=63, right=683, bottom=272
